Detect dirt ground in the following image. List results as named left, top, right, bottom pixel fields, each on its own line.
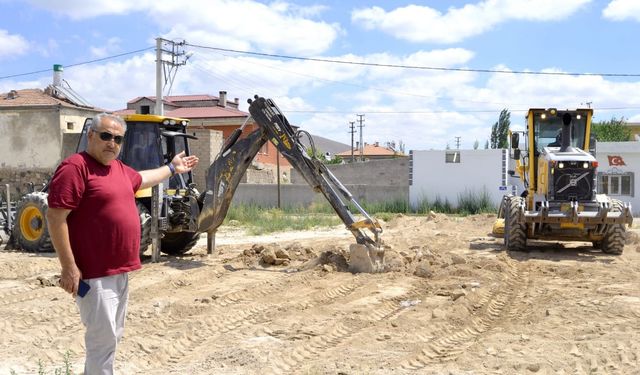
left=1, top=214, right=639, bottom=374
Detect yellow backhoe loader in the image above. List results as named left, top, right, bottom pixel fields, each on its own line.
left=8, top=96, right=384, bottom=272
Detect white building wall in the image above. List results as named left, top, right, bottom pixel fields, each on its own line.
left=409, top=149, right=508, bottom=209
left=595, top=142, right=640, bottom=215
left=410, top=143, right=640, bottom=216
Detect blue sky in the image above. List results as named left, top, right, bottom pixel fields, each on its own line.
left=1, top=0, right=640, bottom=150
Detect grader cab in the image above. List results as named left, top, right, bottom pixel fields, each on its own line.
left=494, top=108, right=633, bottom=254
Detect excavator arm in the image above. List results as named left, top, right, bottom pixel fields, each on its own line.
left=197, top=95, right=384, bottom=272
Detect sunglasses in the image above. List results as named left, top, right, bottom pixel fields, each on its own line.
left=96, top=131, right=124, bottom=145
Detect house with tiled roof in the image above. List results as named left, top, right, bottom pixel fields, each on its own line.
left=0, top=68, right=103, bottom=193
left=116, top=91, right=291, bottom=183
left=335, top=141, right=408, bottom=161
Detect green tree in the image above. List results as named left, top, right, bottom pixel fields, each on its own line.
left=592, top=116, right=632, bottom=141
left=490, top=109, right=510, bottom=149
left=473, top=139, right=479, bottom=150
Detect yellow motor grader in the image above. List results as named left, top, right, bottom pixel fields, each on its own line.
left=494, top=108, right=633, bottom=254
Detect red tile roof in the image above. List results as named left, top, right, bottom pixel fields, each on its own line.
left=127, top=94, right=219, bottom=104
left=0, top=88, right=98, bottom=110
left=165, top=94, right=219, bottom=102
left=167, top=106, right=247, bottom=119
left=336, top=144, right=403, bottom=157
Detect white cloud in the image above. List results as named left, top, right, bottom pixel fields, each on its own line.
left=603, top=0, right=640, bottom=21
left=26, top=0, right=149, bottom=20
left=0, top=29, right=30, bottom=60
left=60, top=53, right=157, bottom=110
left=352, top=0, right=592, bottom=43
left=27, top=0, right=340, bottom=55
left=90, top=37, right=122, bottom=58
left=157, top=1, right=340, bottom=55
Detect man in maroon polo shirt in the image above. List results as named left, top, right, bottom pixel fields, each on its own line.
left=46, top=113, right=198, bottom=374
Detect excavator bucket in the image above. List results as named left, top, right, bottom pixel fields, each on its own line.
left=349, top=243, right=385, bottom=273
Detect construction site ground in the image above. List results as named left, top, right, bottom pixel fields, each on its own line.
left=1, top=214, right=639, bottom=374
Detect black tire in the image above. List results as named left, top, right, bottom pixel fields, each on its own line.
left=505, top=196, right=527, bottom=251
left=14, top=192, right=53, bottom=252
left=161, top=231, right=200, bottom=255
left=497, top=195, right=508, bottom=219
left=600, top=199, right=625, bottom=255
left=137, top=201, right=152, bottom=257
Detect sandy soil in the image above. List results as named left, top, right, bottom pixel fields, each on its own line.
left=1, top=214, right=639, bottom=374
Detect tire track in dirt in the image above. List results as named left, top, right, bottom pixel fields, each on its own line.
left=400, top=257, right=526, bottom=369
left=264, top=286, right=422, bottom=374
left=0, top=257, right=60, bottom=280
left=120, top=270, right=323, bottom=371
left=135, top=273, right=372, bottom=373
left=1, top=284, right=63, bottom=305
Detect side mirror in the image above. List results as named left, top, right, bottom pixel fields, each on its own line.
left=511, top=133, right=519, bottom=149
left=589, top=134, right=597, bottom=156
left=512, top=149, right=521, bottom=160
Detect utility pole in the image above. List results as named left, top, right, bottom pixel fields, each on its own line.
left=155, top=37, right=191, bottom=115
left=349, top=121, right=356, bottom=162
left=455, top=136, right=461, bottom=149
left=357, top=114, right=365, bottom=162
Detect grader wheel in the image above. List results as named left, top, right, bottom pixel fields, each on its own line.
left=600, top=199, right=626, bottom=255
left=504, top=196, right=527, bottom=251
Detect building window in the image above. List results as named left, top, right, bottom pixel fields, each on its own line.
left=66, top=122, right=74, bottom=130
left=598, top=173, right=634, bottom=196
left=140, top=105, right=150, bottom=114
left=445, top=151, right=461, bottom=163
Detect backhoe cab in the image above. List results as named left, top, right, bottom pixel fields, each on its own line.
left=13, top=114, right=202, bottom=256
left=494, top=108, right=633, bottom=254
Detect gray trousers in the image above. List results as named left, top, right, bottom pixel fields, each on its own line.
left=76, top=273, right=129, bottom=375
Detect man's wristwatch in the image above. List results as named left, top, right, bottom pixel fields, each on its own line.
left=167, top=163, right=176, bottom=176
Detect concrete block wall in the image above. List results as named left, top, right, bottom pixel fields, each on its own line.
left=188, top=128, right=223, bottom=190
left=0, top=169, right=51, bottom=198
left=231, top=183, right=409, bottom=208
left=290, top=158, right=409, bottom=186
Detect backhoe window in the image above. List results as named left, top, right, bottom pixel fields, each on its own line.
left=120, top=122, right=162, bottom=171
left=534, top=112, right=587, bottom=153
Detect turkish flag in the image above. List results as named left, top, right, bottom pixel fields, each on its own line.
left=608, top=155, right=626, bottom=166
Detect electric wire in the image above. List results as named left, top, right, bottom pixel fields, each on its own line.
left=185, top=43, right=640, bottom=78
left=0, top=47, right=155, bottom=80
left=193, top=49, right=518, bottom=107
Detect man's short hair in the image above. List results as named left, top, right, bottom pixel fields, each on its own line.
left=92, top=113, right=127, bottom=132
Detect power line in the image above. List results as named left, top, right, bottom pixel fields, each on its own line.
left=280, top=107, right=640, bottom=115
left=185, top=43, right=640, bottom=78
left=0, top=47, right=155, bottom=80
left=193, top=48, right=514, bottom=107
